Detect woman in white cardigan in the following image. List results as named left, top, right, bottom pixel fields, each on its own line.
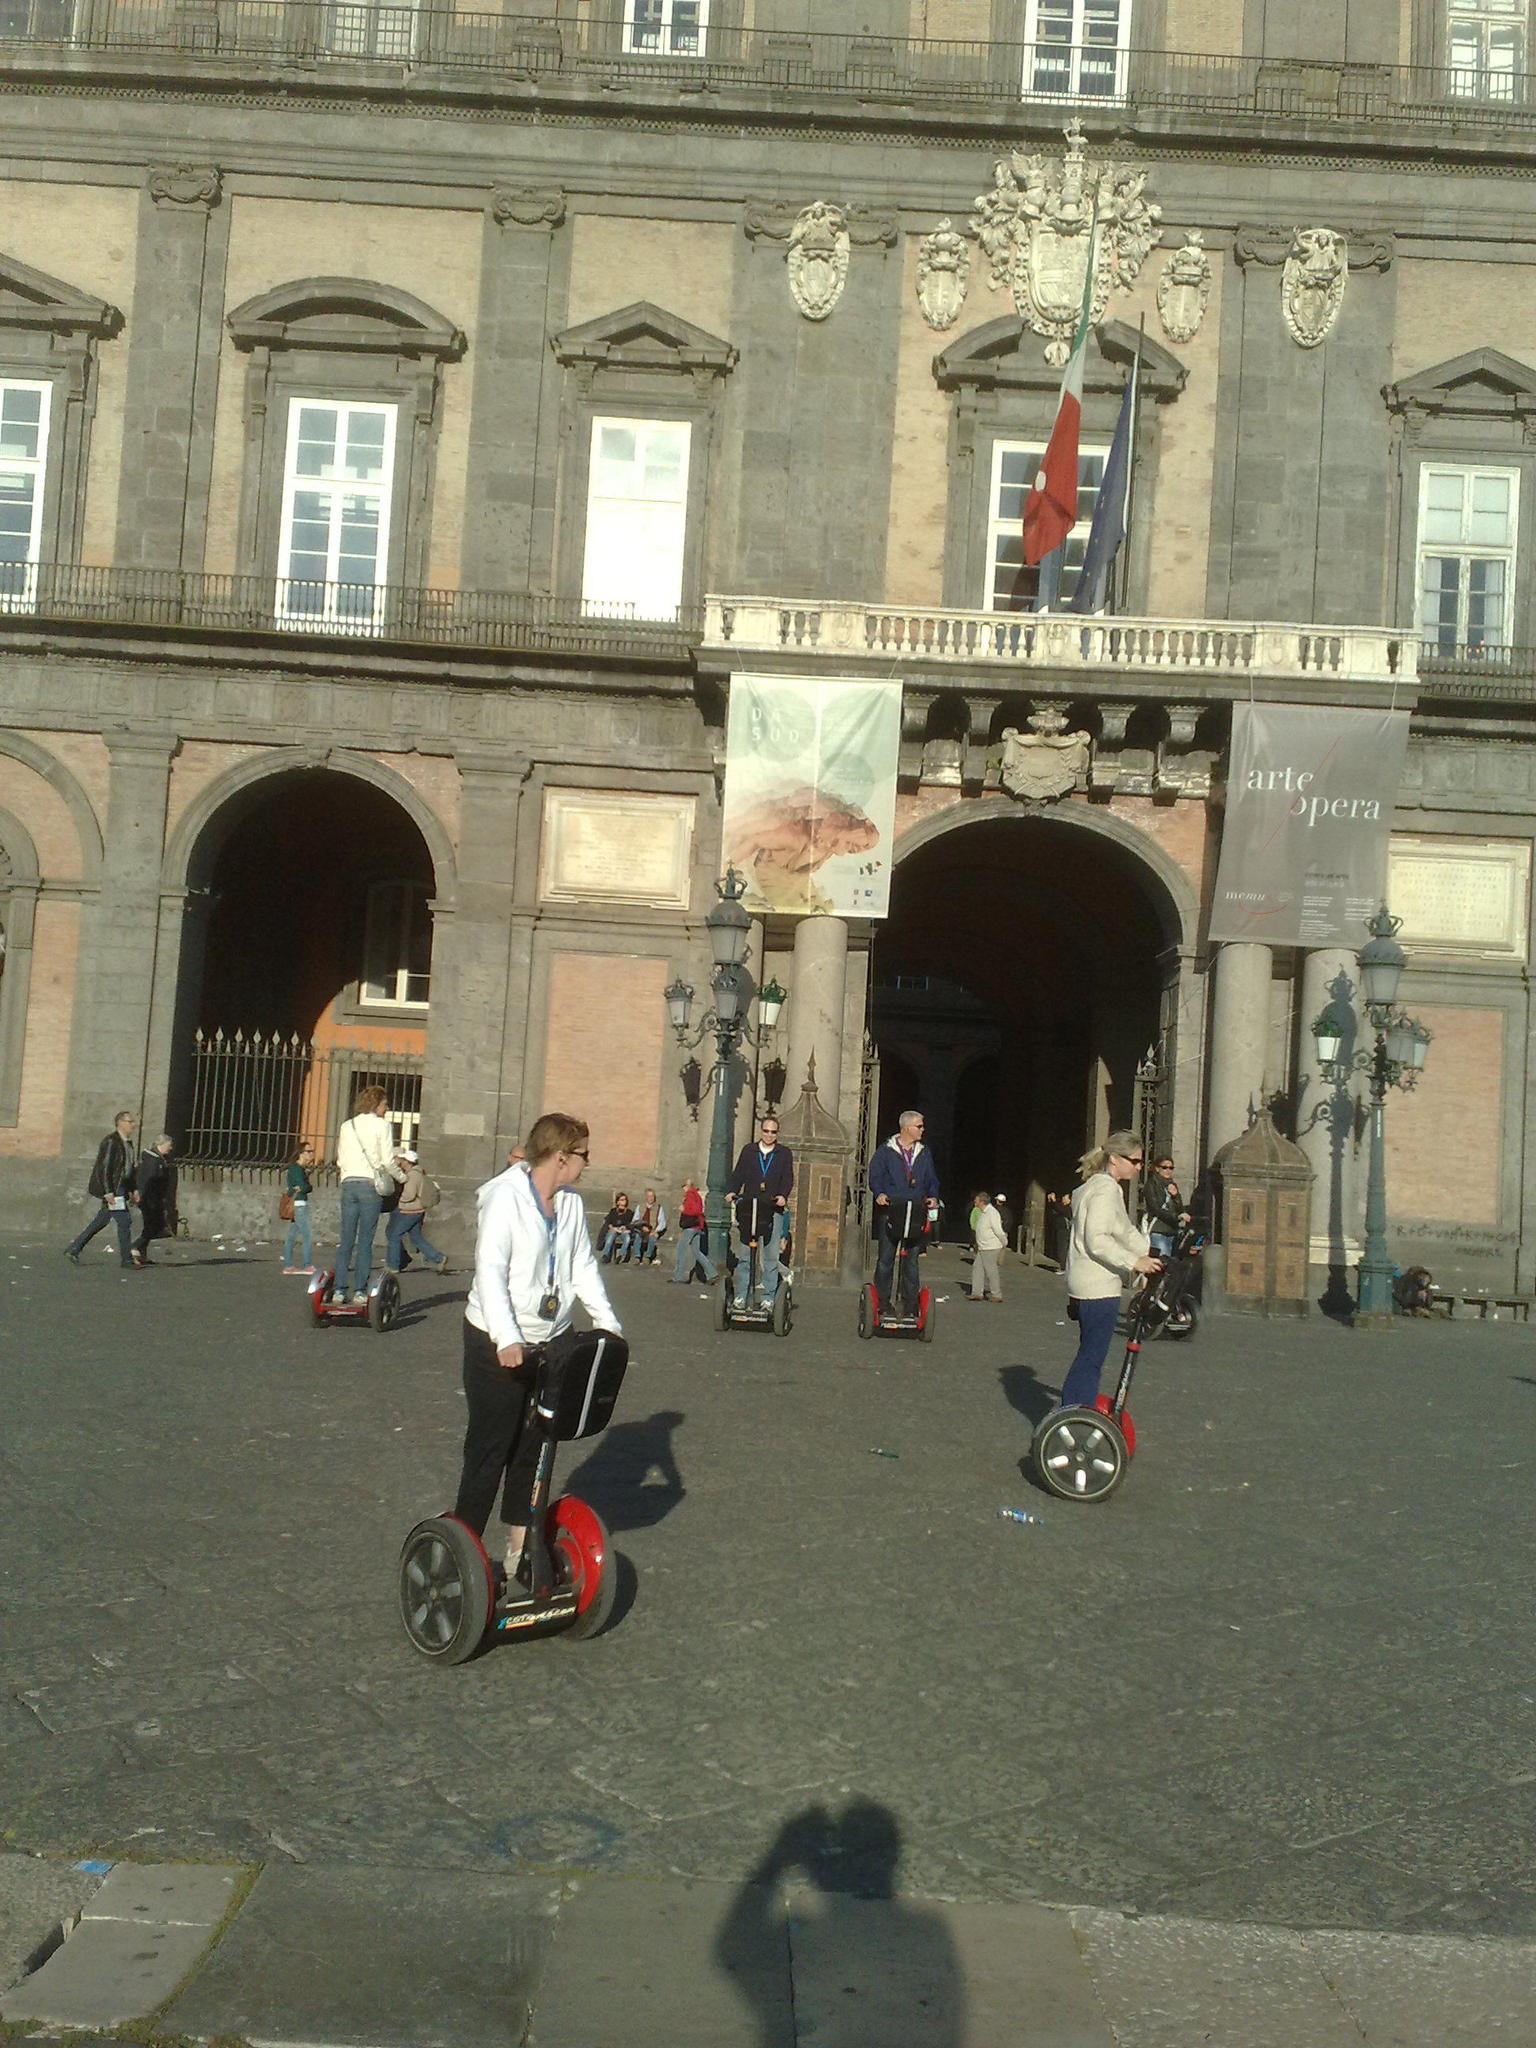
left=331, top=1084, right=405, bottom=1303
left=1061, top=1129, right=1163, bottom=1410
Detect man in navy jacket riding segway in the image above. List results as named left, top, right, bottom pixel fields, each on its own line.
left=868, top=1110, right=941, bottom=1316
left=725, top=1112, right=794, bottom=1311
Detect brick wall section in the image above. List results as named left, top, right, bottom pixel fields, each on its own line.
left=0, top=900, right=80, bottom=1157
left=540, top=952, right=668, bottom=1171
left=0, top=756, right=92, bottom=875
left=1384, top=1004, right=1503, bottom=1228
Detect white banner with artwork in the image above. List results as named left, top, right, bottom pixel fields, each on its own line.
left=722, top=675, right=902, bottom=917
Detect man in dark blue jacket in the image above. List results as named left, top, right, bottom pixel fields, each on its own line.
left=867, top=1110, right=941, bottom=1315
left=725, top=1113, right=794, bottom=1310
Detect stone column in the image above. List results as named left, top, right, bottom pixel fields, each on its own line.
left=1295, top=945, right=1360, bottom=1307
left=785, top=915, right=849, bottom=1117
left=1205, top=942, right=1273, bottom=1162
left=115, top=165, right=227, bottom=570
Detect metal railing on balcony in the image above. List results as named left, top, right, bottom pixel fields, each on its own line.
left=0, top=561, right=698, bottom=657
left=1, top=6, right=1535, bottom=138
left=1417, top=641, right=1536, bottom=698
left=182, top=1028, right=426, bottom=1167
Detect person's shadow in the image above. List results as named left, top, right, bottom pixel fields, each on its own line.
left=714, top=1802, right=964, bottom=2048
left=998, top=1362, right=1062, bottom=1426
left=560, top=1410, right=686, bottom=1533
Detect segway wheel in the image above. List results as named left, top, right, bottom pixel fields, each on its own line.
left=307, top=1271, right=332, bottom=1326
left=857, top=1284, right=876, bottom=1339
left=713, top=1281, right=730, bottom=1332
left=549, top=1495, right=616, bottom=1641
left=398, top=1515, right=492, bottom=1663
left=1032, top=1407, right=1127, bottom=1503
left=1160, top=1296, right=1199, bottom=1341
left=918, top=1287, right=935, bottom=1343
left=1092, top=1393, right=1137, bottom=1458
left=370, top=1270, right=401, bottom=1333
left=771, top=1287, right=792, bottom=1337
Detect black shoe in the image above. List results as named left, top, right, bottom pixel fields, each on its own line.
left=63, top=1247, right=80, bottom=1263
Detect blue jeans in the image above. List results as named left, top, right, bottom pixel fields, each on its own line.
left=673, top=1226, right=717, bottom=1283
left=1061, top=1295, right=1122, bottom=1409
left=283, top=1202, right=313, bottom=1267
left=386, top=1209, right=444, bottom=1271
left=68, top=1202, right=134, bottom=1264
left=335, top=1179, right=383, bottom=1298
left=733, top=1211, right=785, bottom=1304
left=599, top=1225, right=632, bottom=1263
left=874, top=1217, right=922, bottom=1315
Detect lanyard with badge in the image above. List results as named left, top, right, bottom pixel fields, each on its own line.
left=538, top=1197, right=560, bottom=1320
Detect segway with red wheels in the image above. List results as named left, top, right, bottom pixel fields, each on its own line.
left=858, top=1201, right=938, bottom=1342
left=1031, top=1228, right=1205, bottom=1502
left=715, top=1196, right=794, bottom=1337
left=307, top=1265, right=401, bottom=1332
left=398, top=1329, right=630, bottom=1664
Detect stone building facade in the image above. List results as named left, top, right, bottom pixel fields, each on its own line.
left=1, top=0, right=1535, bottom=1294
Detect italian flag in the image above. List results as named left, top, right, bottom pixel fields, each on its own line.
left=1022, top=230, right=1097, bottom=568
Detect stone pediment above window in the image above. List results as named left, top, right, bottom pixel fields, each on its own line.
left=227, top=278, right=465, bottom=363
left=0, top=253, right=121, bottom=339
left=935, top=315, right=1186, bottom=403
left=1385, top=348, right=1536, bottom=432
left=551, top=301, right=738, bottom=380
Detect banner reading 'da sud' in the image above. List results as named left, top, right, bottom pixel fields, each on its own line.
left=722, top=675, right=902, bottom=918
left=1209, top=704, right=1411, bottom=945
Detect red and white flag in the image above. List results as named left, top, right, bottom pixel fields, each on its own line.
left=1022, top=232, right=1097, bottom=568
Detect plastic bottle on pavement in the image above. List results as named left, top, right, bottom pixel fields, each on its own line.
left=996, top=1506, right=1040, bottom=1525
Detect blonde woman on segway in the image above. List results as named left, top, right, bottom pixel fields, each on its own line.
left=1060, top=1131, right=1163, bottom=1410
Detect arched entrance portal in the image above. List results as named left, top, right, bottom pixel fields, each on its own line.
left=872, top=806, right=1190, bottom=1218
left=170, top=766, right=441, bottom=1162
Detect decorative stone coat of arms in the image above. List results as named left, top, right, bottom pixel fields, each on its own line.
left=968, top=120, right=1161, bottom=365
left=1282, top=227, right=1347, bottom=348
left=999, top=707, right=1091, bottom=805
left=916, top=219, right=971, bottom=331
left=787, top=202, right=850, bottom=321
left=1156, top=230, right=1211, bottom=345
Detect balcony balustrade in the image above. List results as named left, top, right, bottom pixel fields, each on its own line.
left=0, top=8, right=1534, bottom=141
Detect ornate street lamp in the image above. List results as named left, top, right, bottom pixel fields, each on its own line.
left=1310, top=906, right=1433, bottom=1328
left=665, top=869, right=789, bottom=1262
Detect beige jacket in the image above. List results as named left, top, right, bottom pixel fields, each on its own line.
left=1066, top=1173, right=1150, bottom=1301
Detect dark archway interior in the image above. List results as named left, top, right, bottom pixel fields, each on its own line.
left=194, top=772, right=435, bottom=1037
left=871, top=814, right=1168, bottom=1217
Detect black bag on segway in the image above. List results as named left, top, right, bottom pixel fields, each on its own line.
left=533, top=1329, right=629, bottom=1441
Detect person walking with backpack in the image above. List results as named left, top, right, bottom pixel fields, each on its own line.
left=331, top=1086, right=404, bottom=1304
left=386, top=1147, right=449, bottom=1274
left=63, top=1110, right=140, bottom=1269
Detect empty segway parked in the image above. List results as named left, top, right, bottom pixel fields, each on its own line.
left=306, top=1266, right=401, bottom=1332
left=858, top=1200, right=938, bottom=1343
left=398, top=1329, right=630, bottom=1664
left=1030, top=1229, right=1206, bottom=1503
left=715, top=1196, right=794, bottom=1336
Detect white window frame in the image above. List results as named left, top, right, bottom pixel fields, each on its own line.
left=0, top=377, right=50, bottom=614
left=360, top=879, right=431, bottom=1009
left=1416, top=462, right=1520, bottom=656
left=1022, top=0, right=1131, bottom=103
left=274, top=398, right=397, bottom=634
left=1447, top=0, right=1526, bottom=99
left=621, top=0, right=708, bottom=57
left=580, top=415, right=692, bottom=622
left=0, top=0, right=77, bottom=38
left=985, top=436, right=1108, bottom=612
left=321, top=0, right=417, bottom=58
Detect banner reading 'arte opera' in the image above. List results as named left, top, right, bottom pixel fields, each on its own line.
left=722, top=675, right=902, bottom=918
left=1209, top=703, right=1411, bottom=946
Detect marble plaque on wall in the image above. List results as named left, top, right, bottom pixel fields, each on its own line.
left=540, top=790, right=695, bottom=909
left=1388, top=835, right=1531, bottom=959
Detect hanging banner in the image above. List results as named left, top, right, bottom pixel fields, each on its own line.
left=1209, top=704, right=1411, bottom=945
left=722, top=675, right=902, bottom=917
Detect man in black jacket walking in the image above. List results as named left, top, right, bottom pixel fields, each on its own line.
left=64, top=1111, right=140, bottom=1268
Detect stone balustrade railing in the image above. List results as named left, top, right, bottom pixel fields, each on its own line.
left=702, top=597, right=1417, bottom=690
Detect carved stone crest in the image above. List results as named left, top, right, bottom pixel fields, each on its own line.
left=787, top=202, right=850, bottom=320
left=147, top=164, right=221, bottom=210
left=999, top=706, right=1091, bottom=805
left=968, top=120, right=1160, bottom=365
left=1156, top=230, right=1211, bottom=345
left=1282, top=227, right=1347, bottom=348
left=916, top=219, right=970, bottom=331
left=490, top=187, right=565, bottom=230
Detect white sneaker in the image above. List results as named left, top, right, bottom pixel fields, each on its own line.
left=353, top=1290, right=368, bottom=1305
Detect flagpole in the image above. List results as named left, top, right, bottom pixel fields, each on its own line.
left=1114, top=313, right=1146, bottom=617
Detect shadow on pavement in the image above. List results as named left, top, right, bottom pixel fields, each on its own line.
left=715, top=1802, right=964, bottom=2047
left=562, top=1410, right=686, bottom=1533
left=998, top=1362, right=1061, bottom=1426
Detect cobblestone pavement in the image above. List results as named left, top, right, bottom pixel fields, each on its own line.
left=6, top=1232, right=1536, bottom=1938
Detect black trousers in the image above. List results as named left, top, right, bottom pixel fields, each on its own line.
left=452, top=1318, right=544, bottom=1538
left=873, top=1219, right=923, bottom=1315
